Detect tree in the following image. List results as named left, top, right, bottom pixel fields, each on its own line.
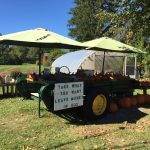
left=26, top=47, right=38, bottom=63
left=97, top=0, right=150, bottom=44
left=45, top=49, right=64, bottom=66
left=0, top=45, right=39, bottom=65
left=96, top=0, right=150, bottom=77
left=68, top=0, right=104, bottom=41
left=0, top=33, right=39, bottom=64
left=0, top=44, right=10, bottom=65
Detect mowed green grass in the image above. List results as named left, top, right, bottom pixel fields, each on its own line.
left=0, top=64, right=44, bottom=75
left=0, top=97, right=150, bottom=150
left=0, top=98, right=106, bottom=150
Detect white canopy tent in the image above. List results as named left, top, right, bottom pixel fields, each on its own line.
left=51, top=50, right=136, bottom=77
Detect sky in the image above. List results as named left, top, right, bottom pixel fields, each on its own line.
left=0, top=0, right=75, bottom=37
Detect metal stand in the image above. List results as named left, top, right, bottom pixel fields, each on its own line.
left=38, top=91, right=41, bottom=118
left=102, top=51, right=106, bottom=75
left=39, top=47, right=42, bottom=76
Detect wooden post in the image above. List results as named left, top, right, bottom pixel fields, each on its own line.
left=10, top=84, right=14, bottom=96
left=6, top=84, right=9, bottom=95
left=2, top=84, right=5, bottom=95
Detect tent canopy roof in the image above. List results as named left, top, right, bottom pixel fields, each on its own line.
left=0, top=29, right=145, bottom=53
left=0, top=28, right=84, bottom=49
left=51, top=50, right=128, bottom=74
left=83, top=37, right=145, bottom=53
left=52, top=50, right=95, bottom=73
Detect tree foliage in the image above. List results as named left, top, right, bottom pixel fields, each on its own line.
left=68, top=0, right=123, bottom=41
left=68, top=0, right=104, bottom=41
left=96, top=0, right=150, bottom=77
left=45, top=49, right=64, bottom=66
left=0, top=45, right=38, bottom=65
left=97, top=0, right=150, bottom=44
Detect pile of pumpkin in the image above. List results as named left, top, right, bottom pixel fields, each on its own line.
left=109, top=94, right=150, bottom=113
left=26, top=73, right=38, bottom=82
left=139, top=78, right=150, bottom=87
left=80, top=72, right=130, bottom=81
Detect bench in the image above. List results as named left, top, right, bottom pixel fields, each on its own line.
left=30, top=92, right=41, bottom=117
left=0, top=83, right=17, bottom=98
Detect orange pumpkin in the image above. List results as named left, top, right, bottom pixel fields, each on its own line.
left=82, top=76, right=89, bottom=81
left=136, top=94, right=146, bottom=105
left=148, top=95, right=150, bottom=103
left=28, top=73, right=38, bottom=81
left=145, top=94, right=150, bottom=103
left=109, top=103, right=118, bottom=113
left=95, top=75, right=101, bottom=80
left=118, top=97, right=132, bottom=108
left=130, top=96, right=137, bottom=106
left=91, top=75, right=96, bottom=81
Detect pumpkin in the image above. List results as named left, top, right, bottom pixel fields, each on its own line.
left=130, top=96, right=137, bottom=106
left=82, top=76, right=89, bottom=81
left=91, top=75, right=97, bottom=81
left=147, top=95, right=150, bottom=103
left=109, top=102, right=118, bottom=113
left=28, top=73, right=38, bottom=81
left=136, top=94, right=146, bottom=105
left=145, top=94, right=150, bottom=103
left=118, top=97, right=132, bottom=108
left=95, top=75, right=101, bottom=80
left=27, top=78, right=34, bottom=82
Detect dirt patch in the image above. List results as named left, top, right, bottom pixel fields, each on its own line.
left=72, top=106, right=150, bottom=141
left=72, top=124, right=117, bottom=138
left=0, top=113, right=31, bottom=132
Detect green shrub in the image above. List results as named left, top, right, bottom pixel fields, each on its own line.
left=10, top=71, right=23, bottom=79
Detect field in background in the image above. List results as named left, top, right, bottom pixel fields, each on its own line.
left=0, top=64, right=45, bottom=75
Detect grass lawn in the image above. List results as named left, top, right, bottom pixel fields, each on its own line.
left=0, top=64, right=45, bottom=75
left=134, top=89, right=150, bottom=95
left=0, top=65, right=150, bottom=149
left=0, top=97, right=150, bottom=150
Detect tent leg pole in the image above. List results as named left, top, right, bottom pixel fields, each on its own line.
left=39, top=47, right=42, bottom=76
left=38, top=90, right=41, bottom=118
left=102, top=51, right=106, bottom=75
